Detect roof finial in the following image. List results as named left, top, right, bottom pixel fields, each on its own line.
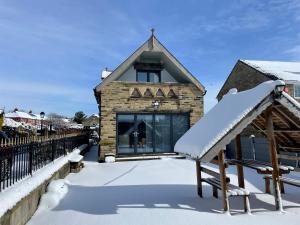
left=150, top=28, right=155, bottom=36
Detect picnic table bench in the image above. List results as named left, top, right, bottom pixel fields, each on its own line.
left=227, top=159, right=294, bottom=174
left=264, top=176, right=300, bottom=194
left=196, top=163, right=251, bottom=213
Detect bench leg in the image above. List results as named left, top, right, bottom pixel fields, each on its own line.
left=213, top=186, right=218, bottom=198
left=280, top=181, right=285, bottom=194
left=265, top=177, right=271, bottom=194
left=196, top=161, right=203, bottom=197
left=244, top=196, right=251, bottom=214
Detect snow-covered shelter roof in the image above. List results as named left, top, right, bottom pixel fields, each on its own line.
left=175, top=80, right=300, bottom=162
left=241, top=60, right=300, bottom=82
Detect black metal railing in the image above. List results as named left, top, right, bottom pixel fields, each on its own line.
left=0, top=134, right=87, bottom=192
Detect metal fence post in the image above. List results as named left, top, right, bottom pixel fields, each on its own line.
left=29, top=142, right=33, bottom=176
left=51, top=139, right=55, bottom=161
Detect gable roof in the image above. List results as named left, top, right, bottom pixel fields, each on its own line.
left=174, top=80, right=300, bottom=162
left=241, top=60, right=300, bottom=82
left=94, top=35, right=205, bottom=92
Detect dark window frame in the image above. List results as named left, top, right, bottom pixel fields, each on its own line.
left=136, top=70, right=161, bottom=83
left=116, top=112, right=190, bottom=155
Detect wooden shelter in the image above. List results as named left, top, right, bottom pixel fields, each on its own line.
left=175, top=80, right=300, bottom=213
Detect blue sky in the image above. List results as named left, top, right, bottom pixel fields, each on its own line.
left=0, top=0, right=300, bottom=117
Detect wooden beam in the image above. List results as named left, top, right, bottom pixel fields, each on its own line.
left=274, top=107, right=300, bottom=129
left=196, top=160, right=202, bottom=197
left=272, top=110, right=292, bottom=128
left=252, top=121, right=285, bottom=144
left=265, top=107, right=283, bottom=211
left=256, top=129, right=300, bottom=133
left=218, top=150, right=229, bottom=213
left=235, top=134, right=245, bottom=188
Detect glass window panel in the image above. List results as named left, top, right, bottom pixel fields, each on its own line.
left=295, top=85, right=300, bottom=98
left=172, top=114, right=189, bottom=148
left=155, top=114, right=171, bottom=152
left=136, top=115, right=153, bottom=153
left=137, top=71, right=147, bottom=82
left=117, top=115, right=135, bottom=154
left=149, top=72, right=160, bottom=83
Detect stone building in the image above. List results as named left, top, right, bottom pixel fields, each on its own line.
left=217, top=60, right=300, bottom=164
left=217, top=60, right=300, bottom=101
left=94, top=33, right=206, bottom=161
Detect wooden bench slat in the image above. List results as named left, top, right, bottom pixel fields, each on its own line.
left=202, top=177, right=249, bottom=196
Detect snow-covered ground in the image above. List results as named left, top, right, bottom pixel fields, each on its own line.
left=27, top=146, right=300, bottom=225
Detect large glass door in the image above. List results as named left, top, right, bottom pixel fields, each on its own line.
left=117, top=113, right=189, bottom=155
left=136, top=114, right=153, bottom=153
left=154, top=114, right=171, bottom=153
left=117, top=115, right=135, bottom=154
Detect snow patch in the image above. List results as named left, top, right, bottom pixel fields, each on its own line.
left=105, top=156, right=116, bottom=163
left=36, top=180, right=68, bottom=212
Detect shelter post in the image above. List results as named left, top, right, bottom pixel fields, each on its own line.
left=235, top=134, right=249, bottom=212
left=265, top=107, right=283, bottom=211
left=218, top=149, right=229, bottom=213
left=196, top=160, right=202, bottom=197
left=235, top=134, right=245, bottom=188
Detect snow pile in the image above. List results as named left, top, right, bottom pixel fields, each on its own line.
left=242, top=60, right=300, bottom=81
left=4, top=118, right=22, bottom=127
left=101, top=70, right=112, bottom=79
left=0, top=145, right=85, bottom=217
left=105, top=156, right=116, bottom=163
left=175, top=80, right=284, bottom=161
left=69, top=154, right=83, bottom=163
left=36, top=180, right=68, bottom=212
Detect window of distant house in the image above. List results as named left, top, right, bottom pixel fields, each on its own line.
left=294, top=84, right=300, bottom=99
left=136, top=70, right=161, bottom=83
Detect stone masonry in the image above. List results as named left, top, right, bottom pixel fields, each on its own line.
left=98, top=81, right=204, bottom=161
left=217, top=60, right=297, bottom=102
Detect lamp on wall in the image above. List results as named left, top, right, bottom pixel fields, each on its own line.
left=40, top=111, right=45, bottom=136
left=152, top=100, right=160, bottom=110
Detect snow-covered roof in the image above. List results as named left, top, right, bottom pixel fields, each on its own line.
left=5, top=111, right=47, bottom=120
left=101, top=70, right=112, bottom=79
left=6, top=111, right=35, bottom=119
left=4, top=118, right=22, bottom=128
left=90, top=113, right=99, bottom=118
left=242, top=60, right=300, bottom=82
left=175, top=80, right=290, bottom=162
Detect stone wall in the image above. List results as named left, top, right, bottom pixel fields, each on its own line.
left=99, top=81, right=204, bottom=161
left=0, top=163, right=70, bottom=225
left=217, top=61, right=299, bottom=103
left=217, top=61, right=271, bottom=101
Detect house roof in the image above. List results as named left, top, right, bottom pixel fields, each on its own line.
left=175, top=80, right=300, bottom=162
left=241, top=60, right=300, bottom=82
left=5, top=111, right=47, bottom=120
left=94, top=35, right=205, bottom=92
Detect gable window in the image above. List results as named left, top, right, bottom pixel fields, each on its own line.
left=136, top=70, right=161, bottom=83
left=294, top=84, right=300, bottom=99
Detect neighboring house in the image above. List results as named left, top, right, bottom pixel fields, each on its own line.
left=217, top=60, right=300, bottom=101
left=217, top=60, right=300, bottom=165
left=82, top=114, right=99, bottom=127
left=5, top=110, right=48, bottom=128
left=94, top=33, right=206, bottom=161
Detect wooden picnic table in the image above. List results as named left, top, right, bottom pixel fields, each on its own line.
left=227, top=159, right=294, bottom=175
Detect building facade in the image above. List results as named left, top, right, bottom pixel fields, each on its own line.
left=94, top=34, right=206, bottom=161
left=217, top=60, right=300, bottom=101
